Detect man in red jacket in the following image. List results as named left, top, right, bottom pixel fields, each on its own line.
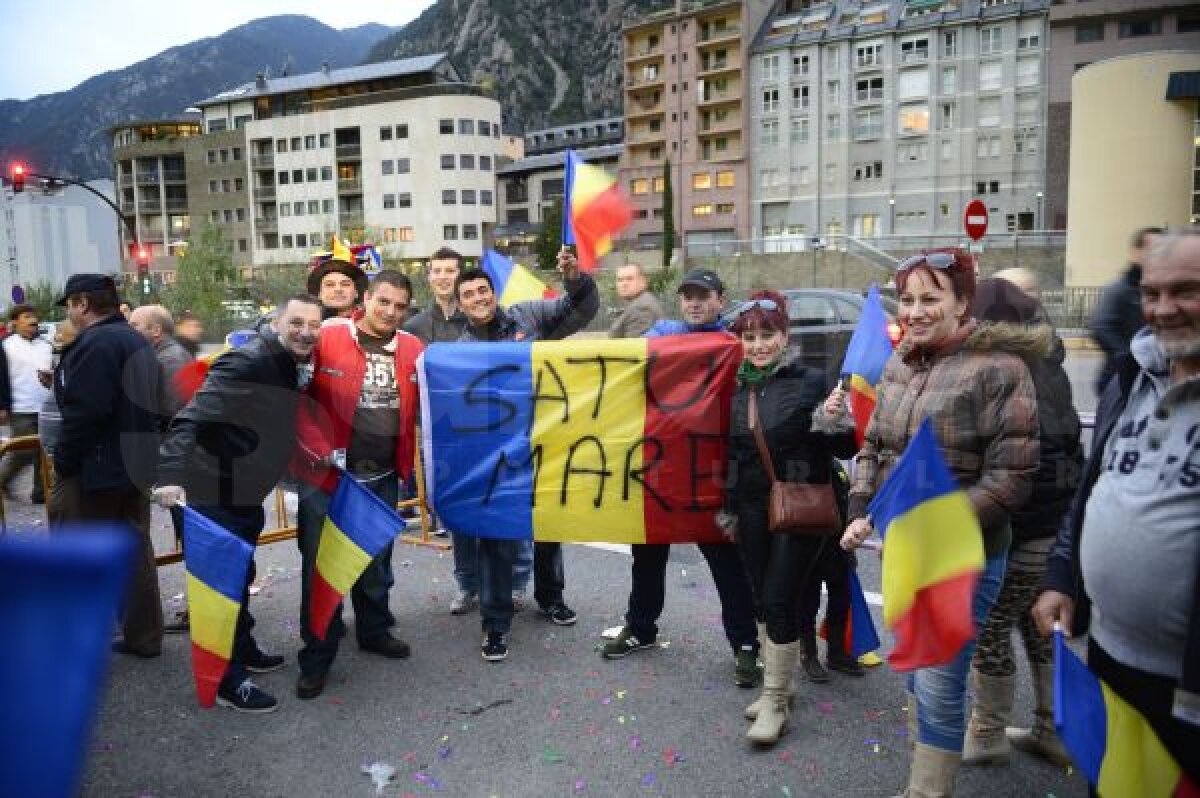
left=291, top=271, right=424, bottom=700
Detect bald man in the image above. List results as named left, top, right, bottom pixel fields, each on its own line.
left=609, top=262, right=663, bottom=339
left=128, top=304, right=194, bottom=421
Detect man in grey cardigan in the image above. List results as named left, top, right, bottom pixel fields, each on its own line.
left=609, top=262, right=663, bottom=339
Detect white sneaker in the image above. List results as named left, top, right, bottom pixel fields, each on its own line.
left=449, top=590, right=476, bottom=615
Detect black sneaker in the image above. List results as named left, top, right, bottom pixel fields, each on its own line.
left=539, top=603, right=578, bottom=626
left=481, top=632, right=508, bottom=662
left=600, top=627, right=657, bottom=659
left=295, top=671, right=327, bottom=701
left=243, top=649, right=286, bottom=674
left=216, top=679, right=278, bottom=713
left=359, top=635, right=411, bottom=659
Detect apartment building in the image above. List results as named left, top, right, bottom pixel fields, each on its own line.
left=750, top=0, right=1049, bottom=246
left=1045, top=1, right=1200, bottom=230
left=524, top=117, right=624, bottom=156
left=111, top=55, right=503, bottom=274
left=619, top=0, right=775, bottom=252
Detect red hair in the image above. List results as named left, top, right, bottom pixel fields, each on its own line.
left=729, top=289, right=789, bottom=335
left=895, top=248, right=976, bottom=307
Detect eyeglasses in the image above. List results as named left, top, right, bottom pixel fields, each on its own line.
left=897, top=252, right=957, bottom=272
left=732, top=298, right=779, bottom=316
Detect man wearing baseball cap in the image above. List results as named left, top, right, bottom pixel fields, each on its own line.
left=308, top=258, right=368, bottom=320
left=600, top=268, right=761, bottom=689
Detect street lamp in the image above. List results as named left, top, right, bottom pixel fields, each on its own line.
left=1035, top=191, right=1044, bottom=231
left=888, top=196, right=896, bottom=236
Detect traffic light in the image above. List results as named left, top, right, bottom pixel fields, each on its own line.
left=9, top=163, right=26, bottom=193
left=133, top=244, right=151, bottom=296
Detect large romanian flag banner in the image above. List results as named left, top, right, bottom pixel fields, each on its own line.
left=839, top=284, right=895, bottom=448
left=1054, top=631, right=1198, bottom=797
left=866, top=419, right=984, bottom=671
left=482, top=249, right=557, bottom=306
left=310, top=472, right=406, bottom=640
left=562, top=149, right=633, bottom=272
left=418, top=334, right=740, bottom=544
left=182, top=506, right=254, bottom=707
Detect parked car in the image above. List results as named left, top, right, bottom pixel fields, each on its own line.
left=779, top=289, right=898, bottom=384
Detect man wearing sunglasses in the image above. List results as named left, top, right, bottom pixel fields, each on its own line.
left=600, top=268, right=762, bottom=689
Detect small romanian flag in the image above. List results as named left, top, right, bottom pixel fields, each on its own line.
left=1054, top=631, right=1199, bottom=797
left=818, top=568, right=881, bottom=658
left=482, top=249, right=557, bottom=306
left=182, top=506, right=254, bottom=707
left=562, top=149, right=633, bottom=272
left=310, top=472, right=406, bottom=641
left=867, top=419, right=984, bottom=671
left=840, top=284, right=895, bottom=448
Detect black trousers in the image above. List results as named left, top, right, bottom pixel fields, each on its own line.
left=798, top=538, right=853, bottom=644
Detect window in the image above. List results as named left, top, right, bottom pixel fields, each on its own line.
left=939, top=102, right=956, bottom=130
left=207, top=150, right=217, bottom=165
left=763, top=89, right=779, bottom=113
left=791, top=166, right=810, bottom=185
left=1119, top=18, right=1161, bottom=38
left=321, top=166, right=332, bottom=181
left=1016, top=92, right=1040, bottom=125
left=899, top=37, right=929, bottom=63
left=236, top=208, right=246, bottom=222
left=479, top=155, right=492, bottom=171
left=442, top=190, right=456, bottom=205
left=760, top=119, right=780, bottom=146
left=942, top=30, right=958, bottom=57
left=1017, top=20, right=1041, bottom=50
left=396, top=158, right=410, bottom=174
left=306, top=168, right=317, bottom=182
left=897, top=69, right=930, bottom=100
left=716, top=203, right=734, bottom=215
left=459, top=119, right=475, bottom=135
left=277, top=171, right=289, bottom=185
left=898, top=103, right=929, bottom=135
left=977, top=134, right=1001, bottom=158
left=397, top=193, right=411, bottom=208
left=1014, top=126, right=1039, bottom=155
left=542, top=177, right=564, bottom=198
left=630, top=178, right=650, bottom=195
left=480, top=190, right=493, bottom=206
left=380, top=126, right=393, bottom=141
left=460, top=154, right=475, bottom=169
left=792, top=55, right=809, bottom=76
left=1016, top=57, right=1040, bottom=88
left=305, top=200, right=318, bottom=215
left=827, top=80, right=840, bottom=105
left=208, top=119, right=227, bottom=133
left=397, top=227, right=415, bottom=242
left=825, top=47, right=840, bottom=70
left=233, top=147, right=243, bottom=161
left=219, top=149, right=229, bottom=163
left=717, top=170, right=735, bottom=188
left=978, top=97, right=1002, bottom=127
left=320, top=133, right=331, bottom=148
left=1178, top=14, right=1200, bottom=33
left=980, top=27, right=1003, bottom=55
left=979, top=61, right=1003, bottom=91
left=825, top=163, right=837, bottom=183
left=463, top=224, right=479, bottom=240
left=653, top=176, right=666, bottom=193
left=852, top=161, right=884, bottom=181
left=898, top=141, right=928, bottom=162
left=940, top=139, right=955, bottom=161
left=276, top=139, right=287, bottom=153
left=292, top=169, right=303, bottom=183
left=238, top=238, right=248, bottom=252
left=290, top=137, right=302, bottom=151
left=208, top=179, right=218, bottom=193
left=441, top=155, right=455, bottom=170
left=856, top=43, right=883, bottom=68
left=221, top=179, right=231, bottom=193
left=1075, top=22, right=1104, bottom=42
left=854, top=108, right=883, bottom=139
left=223, top=209, right=233, bottom=223
left=304, top=136, right=316, bottom=150
left=279, top=205, right=291, bottom=217
left=293, top=201, right=304, bottom=215
left=759, top=169, right=783, bottom=188
left=692, top=204, right=714, bottom=217
left=855, top=77, right=884, bottom=102
left=282, top=235, right=293, bottom=248
left=793, top=85, right=810, bottom=108
left=826, top=113, right=841, bottom=140
left=439, top=119, right=453, bottom=134
left=296, top=234, right=308, bottom=248
left=791, top=117, right=809, bottom=143
left=693, top=173, right=713, bottom=190
left=235, top=177, right=244, bottom=191
left=478, top=120, right=491, bottom=136
left=322, top=199, right=334, bottom=213
left=443, top=225, right=458, bottom=240
left=761, top=54, right=780, bottom=83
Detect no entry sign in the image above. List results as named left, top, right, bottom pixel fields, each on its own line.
left=964, top=200, right=988, bottom=241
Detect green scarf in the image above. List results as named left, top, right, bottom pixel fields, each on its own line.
left=737, top=357, right=783, bottom=386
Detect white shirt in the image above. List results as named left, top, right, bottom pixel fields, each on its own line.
left=4, top=334, right=53, bottom=413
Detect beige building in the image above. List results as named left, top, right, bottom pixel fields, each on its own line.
left=1046, top=1, right=1200, bottom=231
left=619, top=0, right=774, bottom=252
left=1064, top=50, right=1200, bottom=287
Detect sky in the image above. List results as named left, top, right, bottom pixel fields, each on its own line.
left=0, top=0, right=436, bottom=101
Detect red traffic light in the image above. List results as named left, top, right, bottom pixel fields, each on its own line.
left=9, top=162, right=26, bottom=193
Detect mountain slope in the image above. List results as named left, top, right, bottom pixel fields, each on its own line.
left=0, top=16, right=395, bottom=179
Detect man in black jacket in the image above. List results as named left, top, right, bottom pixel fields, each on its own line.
left=52, top=274, right=164, bottom=659
left=156, top=294, right=322, bottom=713
left=1090, top=226, right=1163, bottom=394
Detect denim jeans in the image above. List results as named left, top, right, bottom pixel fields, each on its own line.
left=451, top=535, right=531, bottom=595
left=479, top=540, right=563, bottom=634
left=296, top=475, right=398, bottom=677
left=909, top=553, right=1008, bottom=752
left=625, top=542, right=759, bottom=654
left=187, top=503, right=266, bottom=690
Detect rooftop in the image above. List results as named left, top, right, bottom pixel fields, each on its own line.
left=496, top=143, right=623, bottom=175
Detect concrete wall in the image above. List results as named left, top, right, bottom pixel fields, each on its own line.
left=1065, top=51, right=1200, bottom=287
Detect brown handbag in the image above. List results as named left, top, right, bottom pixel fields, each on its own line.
left=748, top=390, right=843, bottom=535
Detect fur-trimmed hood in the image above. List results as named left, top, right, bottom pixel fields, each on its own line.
left=897, top=320, right=1055, bottom=363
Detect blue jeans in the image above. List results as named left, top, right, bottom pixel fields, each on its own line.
left=452, top=535, right=531, bottom=595
left=296, top=475, right=398, bottom=677
left=479, top=540, right=563, bottom=634
left=909, top=554, right=1008, bottom=752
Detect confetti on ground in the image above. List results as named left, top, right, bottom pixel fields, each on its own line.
left=361, top=762, right=395, bottom=795
left=818, top=702, right=834, bottom=715
left=414, top=770, right=442, bottom=790
left=437, top=746, right=452, bottom=760
left=662, top=747, right=681, bottom=766
left=782, top=787, right=793, bottom=797
left=542, top=745, right=566, bottom=764
left=640, top=773, right=657, bottom=787
left=631, top=735, right=642, bottom=750
left=602, top=626, right=623, bottom=639
left=575, top=778, right=587, bottom=792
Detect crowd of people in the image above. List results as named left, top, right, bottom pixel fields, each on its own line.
left=8, top=225, right=1195, bottom=796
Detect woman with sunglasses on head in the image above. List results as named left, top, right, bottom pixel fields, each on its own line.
left=720, top=290, right=858, bottom=746
left=840, top=250, right=1039, bottom=797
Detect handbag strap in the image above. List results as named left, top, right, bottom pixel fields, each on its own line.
left=748, top=391, right=779, bottom=485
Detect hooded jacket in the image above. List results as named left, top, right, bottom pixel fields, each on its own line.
left=459, top=273, right=599, bottom=342
left=848, top=321, right=1040, bottom=557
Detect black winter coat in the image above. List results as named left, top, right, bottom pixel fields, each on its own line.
left=725, top=361, right=858, bottom=522
left=54, top=314, right=162, bottom=493
left=460, top=274, right=599, bottom=342
left=158, top=330, right=303, bottom=509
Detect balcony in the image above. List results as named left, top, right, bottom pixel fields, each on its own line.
left=900, top=49, right=930, bottom=64
left=137, top=199, right=162, bottom=213
left=625, top=45, right=663, bottom=64
left=698, top=90, right=740, bottom=107
left=699, top=116, right=740, bottom=135
left=339, top=211, right=365, bottom=229
left=120, top=200, right=134, bottom=213
left=698, top=24, right=740, bottom=45
left=162, top=170, right=186, bottom=183
left=698, top=58, right=739, bottom=77
left=855, top=89, right=885, bottom=104
left=251, top=153, right=274, bottom=170
left=254, top=185, right=276, bottom=200
left=335, top=143, right=361, bottom=159
left=337, top=177, right=363, bottom=194
left=856, top=56, right=884, bottom=72
left=627, top=129, right=666, bottom=146
left=626, top=72, right=665, bottom=89
left=255, top=217, right=278, bottom=232
left=164, top=198, right=188, bottom=212
left=135, top=172, right=159, bottom=185
left=119, top=175, right=134, bottom=188
left=854, top=124, right=884, bottom=140
left=626, top=98, right=665, bottom=119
